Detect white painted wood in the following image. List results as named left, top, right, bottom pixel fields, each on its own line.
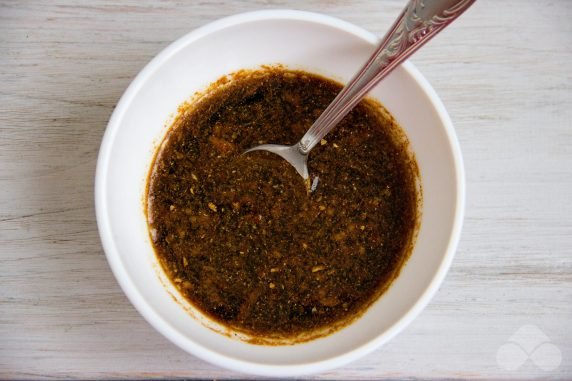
left=1, top=0, right=571, bottom=379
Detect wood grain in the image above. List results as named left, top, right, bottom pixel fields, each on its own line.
left=1, top=0, right=571, bottom=379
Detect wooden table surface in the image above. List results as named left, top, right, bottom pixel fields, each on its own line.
left=1, top=0, right=571, bottom=379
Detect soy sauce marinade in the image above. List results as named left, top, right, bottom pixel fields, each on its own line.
left=147, top=69, right=419, bottom=340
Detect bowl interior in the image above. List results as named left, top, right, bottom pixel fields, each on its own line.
left=96, top=10, right=463, bottom=376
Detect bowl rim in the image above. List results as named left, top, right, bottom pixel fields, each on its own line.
left=95, top=9, right=465, bottom=377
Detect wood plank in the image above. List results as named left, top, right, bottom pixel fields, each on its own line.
left=1, top=0, right=571, bottom=379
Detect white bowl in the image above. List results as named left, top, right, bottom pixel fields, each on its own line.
left=95, top=10, right=465, bottom=377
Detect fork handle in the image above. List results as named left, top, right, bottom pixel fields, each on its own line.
left=298, top=0, right=476, bottom=154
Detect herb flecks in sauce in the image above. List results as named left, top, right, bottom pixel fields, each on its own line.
left=147, top=68, right=419, bottom=341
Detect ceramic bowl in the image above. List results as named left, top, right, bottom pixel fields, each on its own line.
left=95, top=10, right=465, bottom=377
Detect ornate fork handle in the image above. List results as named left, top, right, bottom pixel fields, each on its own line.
left=298, top=0, right=476, bottom=154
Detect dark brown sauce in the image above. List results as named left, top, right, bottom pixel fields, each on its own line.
left=147, top=68, right=420, bottom=341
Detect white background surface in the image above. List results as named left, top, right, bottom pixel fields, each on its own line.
left=1, top=0, right=571, bottom=379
